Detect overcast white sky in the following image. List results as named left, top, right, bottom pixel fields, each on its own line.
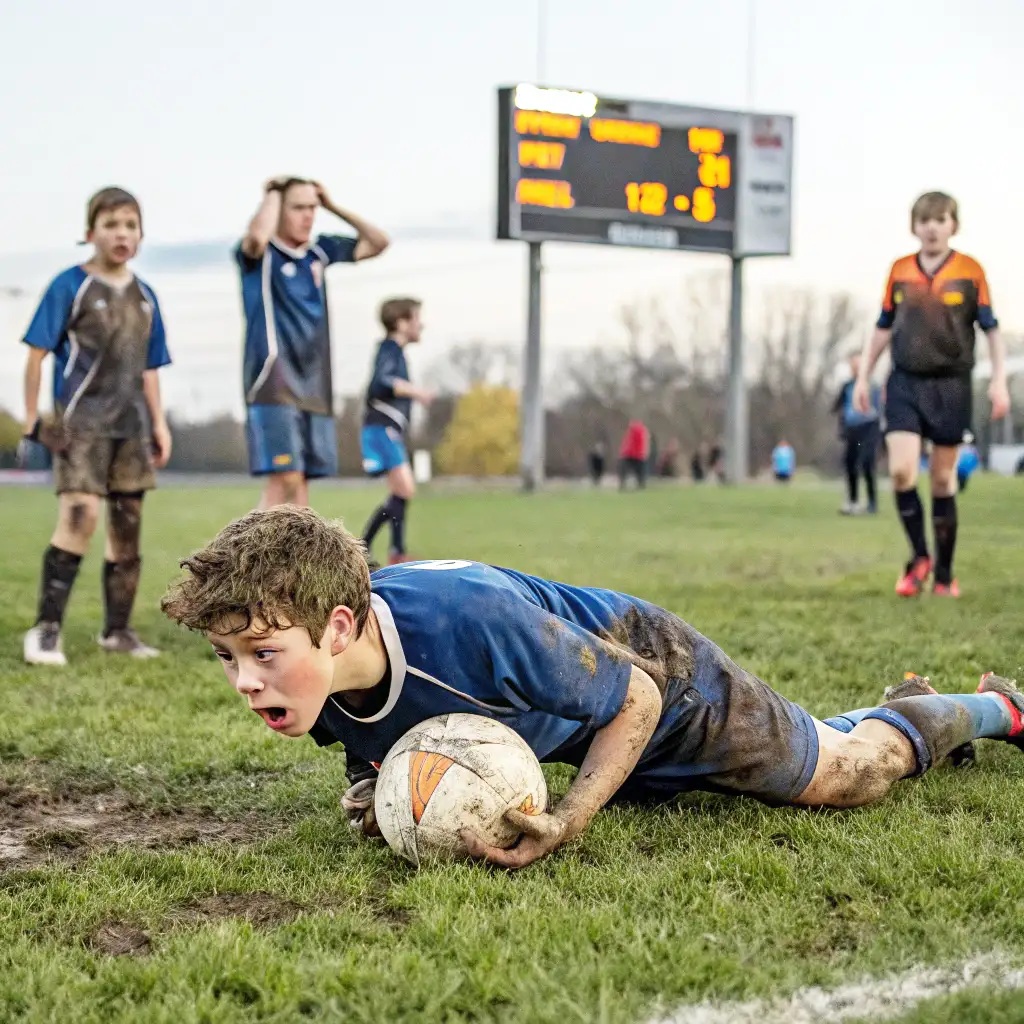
left=2, top=0, right=1022, bottom=417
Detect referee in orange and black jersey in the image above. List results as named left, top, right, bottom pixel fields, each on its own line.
left=854, top=191, right=1009, bottom=598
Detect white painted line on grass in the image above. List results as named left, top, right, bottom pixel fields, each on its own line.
left=648, top=953, right=1024, bottom=1024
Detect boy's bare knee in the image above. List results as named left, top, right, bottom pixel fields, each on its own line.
left=62, top=495, right=100, bottom=537
left=890, top=465, right=917, bottom=492
left=262, top=472, right=304, bottom=508
left=800, top=733, right=907, bottom=808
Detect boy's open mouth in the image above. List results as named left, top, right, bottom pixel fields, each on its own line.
left=253, top=706, right=291, bottom=731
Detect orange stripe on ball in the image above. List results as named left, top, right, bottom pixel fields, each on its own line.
left=409, top=751, right=455, bottom=824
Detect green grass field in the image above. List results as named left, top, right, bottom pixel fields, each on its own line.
left=1, top=477, right=1023, bottom=1023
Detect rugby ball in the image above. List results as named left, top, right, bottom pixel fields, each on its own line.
left=374, top=713, right=548, bottom=866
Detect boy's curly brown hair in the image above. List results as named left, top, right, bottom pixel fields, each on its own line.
left=161, top=506, right=371, bottom=645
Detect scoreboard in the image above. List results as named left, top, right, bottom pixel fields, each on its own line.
left=497, top=84, right=793, bottom=257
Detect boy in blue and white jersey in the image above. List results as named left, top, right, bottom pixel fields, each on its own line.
left=360, top=298, right=435, bottom=564
left=163, top=506, right=1024, bottom=870
left=235, top=176, right=389, bottom=509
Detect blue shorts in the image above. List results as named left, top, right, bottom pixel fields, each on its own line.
left=361, top=425, right=407, bottom=477
left=246, top=404, right=338, bottom=478
left=600, top=618, right=820, bottom=806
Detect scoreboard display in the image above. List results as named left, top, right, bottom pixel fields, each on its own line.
left=497, top=84, right=793, bottom=257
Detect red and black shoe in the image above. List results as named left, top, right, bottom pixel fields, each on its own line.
left=387, top=552, right=416, bottom=566
left=976, top=672, right=1024, bottom=752
left=932, top=580, right=960, bottom=598
left=895, top=556, right=933, bottom=597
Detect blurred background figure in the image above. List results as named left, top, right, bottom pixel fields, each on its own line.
left=618, top=419, right=650, bottom=490
left=833, top=353, right=882, bottom=515
left=690, top=444, right=706, bottom=484
left=957, top=432, right=980, bottom=493
left=772, top=439, right=796, bottom=483
left=656, top=438, right=679, bottom=478
left=588, top=439, right=606, bottom=486
left=707, top=439, right=726, bottom=483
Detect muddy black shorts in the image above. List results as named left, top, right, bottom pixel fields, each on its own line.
left=53, top=434, right=156, bottom=496
left=884, top=369, right=972, bottom=448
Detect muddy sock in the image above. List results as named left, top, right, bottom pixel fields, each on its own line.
left=895, top=488, right=929, bottom=561
left=853, top=693, right=1015, bottom=775
left=932, top=495, right=958, bottom=585
left=386, top=495, right=407, bottom=555
left=103, top=557, right=142, bottom=636
left=37, top=546, right=83, bottom=626
left=362, top=503, right=390, bottom=550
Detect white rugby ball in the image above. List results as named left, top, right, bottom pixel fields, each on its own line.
left=374, top=713, right=548, bottom=867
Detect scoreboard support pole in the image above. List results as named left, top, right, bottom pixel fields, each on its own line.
left=725, top=255, right=748, bottom=484
left=521, top=241, right=545, bottom=491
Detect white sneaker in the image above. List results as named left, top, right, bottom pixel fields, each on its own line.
left=97, top=628, right=160, bottom=659
left=839, top=501, right=861, bottom=516
left=24, top=623, right=67, bottom=666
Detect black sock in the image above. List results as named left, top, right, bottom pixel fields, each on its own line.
left=362, top=503, right=390, bottom=550
left=932, top=495, right=958, bottom=585
left=895, top=488, right=929, bottom=561
left=864, top=465, right=877, bottom=508
left=844, top=443, right=859, bottom=503
left=37, top=546, right=83, bottom=626
left=103, top=557, right=142, bottom=635
left=386, top=495, right=408, bottom=555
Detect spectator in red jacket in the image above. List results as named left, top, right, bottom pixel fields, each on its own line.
left=618, top=420, right=650, bottom=490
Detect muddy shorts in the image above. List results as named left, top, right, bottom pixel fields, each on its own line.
left=600, top=617, right=820, bottom=805
left=53, top=434, right=156, bottom=496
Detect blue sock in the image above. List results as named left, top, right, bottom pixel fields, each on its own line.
left=828, top=695, right=1011, bottom=740
left=825, top=693, right=1014, bottom=775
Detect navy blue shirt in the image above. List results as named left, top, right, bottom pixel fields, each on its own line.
left=310, top=560, right=734, bottom=782
left=235, top=235, right=356, bottom=415
left=363, top=338, right=411, bottom=433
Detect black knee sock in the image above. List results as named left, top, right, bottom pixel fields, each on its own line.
left=103, top=557, right=142, bottom=635
left=844, top=443, right=859, bottom=503
left=864, top=464, right=877, bottom=508
left=362, top=503, right=390, bottom=550
left=932, top=495, right=958, bottom=584
left=895, top=488, right=929, bottom=561
left=386, top=495, right=408, bottom=555
left=37, top=546, right=83, bottom=626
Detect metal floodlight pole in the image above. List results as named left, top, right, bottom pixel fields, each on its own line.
left=723, top=0, right=756, bottom=485
left=521, top=241, right=545, bottom=491
left=725, top=256, right=747, bottom=483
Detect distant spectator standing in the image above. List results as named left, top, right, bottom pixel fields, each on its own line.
left=833, top=353, right=882, bottom=515
left=772, top=439, right=796, bottom=482
left=618, top=420, right=650, bottom=490
left=588, top=440, right=606, bottom=486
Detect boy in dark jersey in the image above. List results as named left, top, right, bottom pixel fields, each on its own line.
left=20, top=187, right=172, bottom=665
left=854, top=192, right=1009, bottom=597
left=236, top=176, right=389, bottom=510
left=162, top=506, right=1024, bottom=870
left=360, top=298, right=434, bottom=564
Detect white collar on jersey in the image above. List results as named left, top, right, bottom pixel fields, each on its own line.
left=270, top=236, right=311, bottom=259
left=329, top=593, right=408, bottom=723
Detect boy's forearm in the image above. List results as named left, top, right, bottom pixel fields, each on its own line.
left=553, top=666, right=662, bottom=841
left=859, top=328, right=891, bottom=378
left=391, top=379, right=422, bottom=400
left=23, top=350, right=44, bottom=427
left=143, top=371, right=166, bottom=425
left=243, top=190, right=282, bottom=257
left=323, top=201, right=389, bottom=254
left=985, top=327, right=1006, bottom=382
